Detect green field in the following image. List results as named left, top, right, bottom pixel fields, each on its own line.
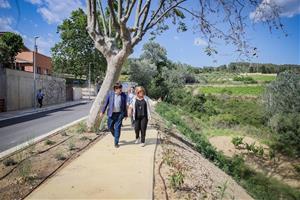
left=199, top=85, right=264, bottom=96
left=247, top=74, right=276, bottom=82
left=197, top=72, right=276, bottom=84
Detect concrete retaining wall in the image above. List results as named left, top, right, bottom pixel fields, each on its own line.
left=4, top=68, right=66, bottom=111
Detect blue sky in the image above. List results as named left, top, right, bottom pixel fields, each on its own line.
left=0, top=0, right=299, bottom=67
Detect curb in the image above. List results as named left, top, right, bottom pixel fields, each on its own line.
left=0, top=116, right=88, bottom=159
left=0, top=100, right=90, bottom=122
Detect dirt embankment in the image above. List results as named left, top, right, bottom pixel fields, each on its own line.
left=151, top=112, right=253, bottom=200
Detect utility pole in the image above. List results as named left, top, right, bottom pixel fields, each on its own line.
left=88, top=63, right=91, bottom=100
left=33, top=36, right=39, bottom=109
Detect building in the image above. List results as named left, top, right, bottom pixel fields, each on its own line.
left=0, top=32, right=52, bottom=75
left=15, top=50, right=52, bottom=75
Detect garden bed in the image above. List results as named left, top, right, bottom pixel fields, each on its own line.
left=0, top=121, right=106, bottom=200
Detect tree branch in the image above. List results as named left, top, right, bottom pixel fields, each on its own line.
left=122, top=0, right=137, bottom=23
left=108, top=0, right=120, bottom=35
left=96, top=0, right=108, bottom=36
left=144, top=0, right=187, bottom=34
left=132, top=0, right=143, bottom=33
left=118, top=0, right=123, bottom=22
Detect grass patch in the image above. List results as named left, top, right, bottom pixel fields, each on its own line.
left=156, top=102, right=300, bottom=200
left=247, top=74, right=276, bottom=82
left=199, top=85, right=264, bottom=96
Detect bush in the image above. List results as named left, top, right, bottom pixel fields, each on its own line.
left=269, top=113, right=300, bottom=156
left=233, top=76, right=258, bottom=84
left=232, top=136, right=244, bottom=148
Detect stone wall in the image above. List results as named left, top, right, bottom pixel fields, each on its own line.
left=4, top=68, right=66, bottom=111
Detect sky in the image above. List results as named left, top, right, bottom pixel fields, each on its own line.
left=0, top=0, right=299, bottom=67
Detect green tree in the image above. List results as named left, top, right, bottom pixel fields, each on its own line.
left=0, top=32, right=24, bottom=68
left=140, top=42, right=168, bottom=65
left=264, top=71, right=300, bottom=156
left=51, top=8, right=106, bottom=81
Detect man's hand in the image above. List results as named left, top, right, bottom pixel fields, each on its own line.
left=99, top=112, right=104, bottom=119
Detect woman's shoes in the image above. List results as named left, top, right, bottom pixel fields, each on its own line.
left=135, top=138, right=140, bottom=144
left=140, top=143, right=145, bottom=147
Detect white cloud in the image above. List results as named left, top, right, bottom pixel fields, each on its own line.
left=23, top=34, right=55, bottom=56
left=194, top=37, right=208, bottom=46
left=0, top=0, right=10, bottom=8
left=173, top=36, right=179, bottom=40
left=26, top=0, right=84, bottom=24
left=250, top=0, right=300, bottom=22
left=0, top=17, right=13, bottom=31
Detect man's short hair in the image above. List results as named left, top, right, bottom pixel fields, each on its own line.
left=113, top=82, right=122, bottom=90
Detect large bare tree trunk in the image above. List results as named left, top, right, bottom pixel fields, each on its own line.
left=86, top=56, right=126, bottom=131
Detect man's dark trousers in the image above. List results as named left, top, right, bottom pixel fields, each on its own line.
left=107, top=112, right=124, bottom=145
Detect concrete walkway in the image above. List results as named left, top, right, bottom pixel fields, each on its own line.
left=27, top=119, right=158, bottom=200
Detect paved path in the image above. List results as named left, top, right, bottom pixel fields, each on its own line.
left=27, top=119, right=158, bottom=200
left=0, top=102, right=91, bottom=153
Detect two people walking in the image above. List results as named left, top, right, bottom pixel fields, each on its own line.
left=100, top=83, right=151, bottom=148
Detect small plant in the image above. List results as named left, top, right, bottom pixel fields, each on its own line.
left=18, top=159, right=32, bottom=181
left=68, top=140, right=76, bottom=151
left=245, top=142, right=256, bottom=153
left=45, top=139, right=56, bottom=145
left=162, top=149, right=175, bottom=166
left=169, top=170, right=184, bottom=191
left=257, top=146, right=264, bottom=157
left=77, top=122, right=87, bottom=134
left=293, top=164, right=300, bottom=175
left=268, top=148, right=276, bottom=161
left=3, top=158, right=18, bottom=166
left=231, top=136, right=244, bottom=148
left=80, top=136, right=90, bottom=141
left=55, top=152, right=67, bottom=161
left=216, top=181, right=229, bottom=200
left=60, top=130, right=68, bottom=136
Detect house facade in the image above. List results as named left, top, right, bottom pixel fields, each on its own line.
left=15, top=50, right=52, bottom=75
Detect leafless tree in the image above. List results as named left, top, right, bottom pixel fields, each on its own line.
left=86, top=0, right=283, bottom=130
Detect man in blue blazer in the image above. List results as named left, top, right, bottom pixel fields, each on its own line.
left=100, top=82, right=127, bottom=148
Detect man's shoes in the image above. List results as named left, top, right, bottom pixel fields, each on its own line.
left=114, top=144, right=119, bottom=148
left=135, top=138, right=140, bottom=144
left=140, top=143, right=145, bottom=147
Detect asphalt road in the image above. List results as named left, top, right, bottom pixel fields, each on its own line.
left=0, top=102, right=91, bottom=153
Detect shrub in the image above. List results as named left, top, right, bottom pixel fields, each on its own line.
left=231, top=136, right=244, bottom=148
left=268, top=113, right=300, bottom=156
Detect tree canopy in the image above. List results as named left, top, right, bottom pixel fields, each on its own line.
left=0, top=32, right=24, bottom=68
left=51, top=8, right=106, bottom=81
